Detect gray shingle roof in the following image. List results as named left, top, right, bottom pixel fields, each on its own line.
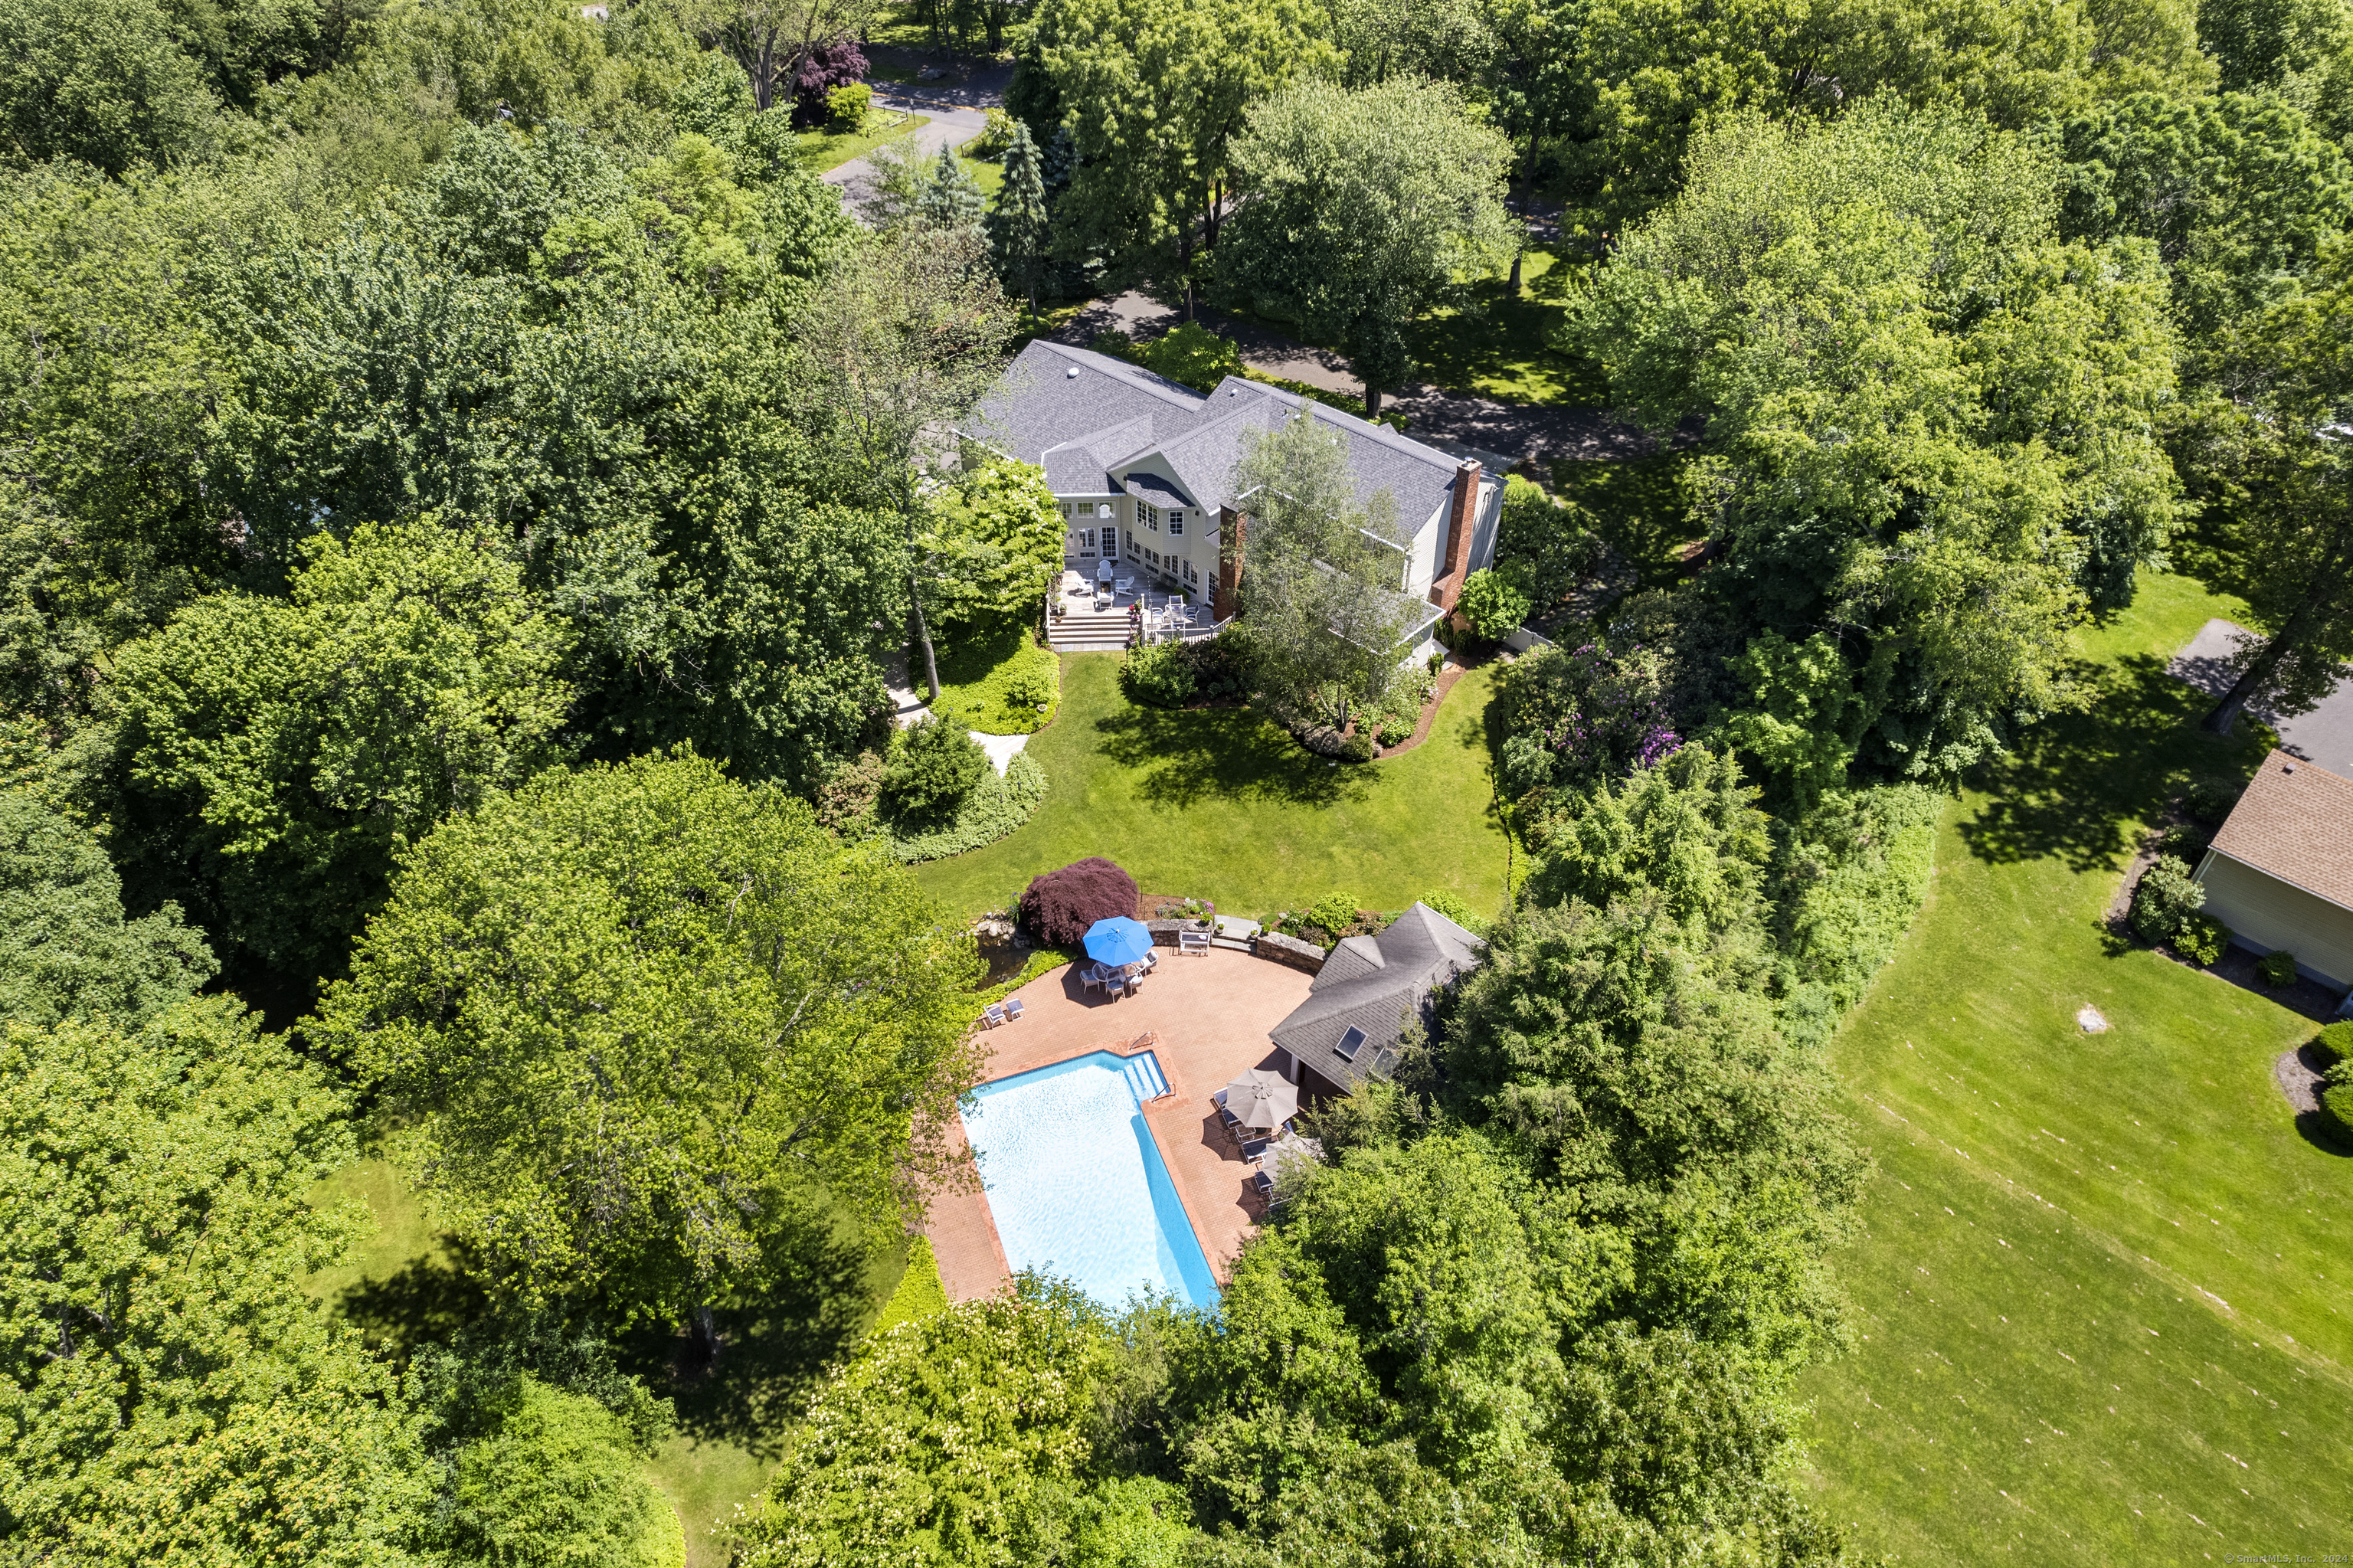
left=1270, top=903, right=1483, bottom=1090
left=961, top=341, right=1211, bottom=468
left=961, top=342, right=1465, bottom=535
left=1123, top=470, right=1190, bottom=506
left=1166, top=378, right=1458, bottom=538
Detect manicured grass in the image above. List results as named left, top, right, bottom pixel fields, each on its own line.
left=961, top=152, right=1003, bottom=198
left=795, top=111, right=928, bottom=175
left=309, top=1152, right=919, bottom=1568
left=928, top=620, right=1060, bottom=735
left=1403, top=242, right=1607, bottom=405
left=912, top=654, right=1514, bottom=921
left=306, top=1156, right=460, bottom=1327
left=1797, top=571, right=2353, bottom=1562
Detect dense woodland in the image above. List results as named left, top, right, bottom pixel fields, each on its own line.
left=2, top=0, right=2350, bottom=1560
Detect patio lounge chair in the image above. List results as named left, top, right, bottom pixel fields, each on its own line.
left=1003, top=997, right=1023, bottom=1021
left=1248, top=1167, right=1275, bottom=1201
left=1240, top=1137, right=1272, bottom=1164
left=980, top=1002, right=1006, bottom=1029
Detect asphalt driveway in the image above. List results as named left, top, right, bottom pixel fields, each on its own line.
left=2170, top=617, right=2353, bottom=777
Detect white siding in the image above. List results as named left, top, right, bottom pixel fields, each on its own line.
left=1407, top=501, right=1445, bottom=595
left=2194, top=850, right=2353, bottom=988
left=1468, top=477, right=1502, bottom=574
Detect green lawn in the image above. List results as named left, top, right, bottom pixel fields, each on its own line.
left=1403, top=242, right=1607, bottom=405
left=1550, top=450, right=1697, bottom=591
left=308, top=1153, right=916, bottom=1568
left=796, top=111, right=928, bottom=175
left=913, top=654, right=1514, bottom=920
left=1798, top=571, right=2353, bottom=1562
left=961, top=152, right=1003, bottom=198
left=928, top=620, right=1059, bottom=735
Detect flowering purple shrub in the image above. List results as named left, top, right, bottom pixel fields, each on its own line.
left=1501, top=640, right=1680, bottom=790
left=790, top=36, right=869, bottom=127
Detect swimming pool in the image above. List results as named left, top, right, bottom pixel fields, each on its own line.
left=962, top=1051, right=1221, bottom=1311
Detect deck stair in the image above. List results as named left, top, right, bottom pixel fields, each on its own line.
left=1123, top=1049, right=1171, bottom=1102
left=1211, top=915, right=1261, bottom=954
left=1047, top=603, right=1138, bottom=653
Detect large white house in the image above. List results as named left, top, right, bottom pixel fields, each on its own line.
left=960, top=340, right=1503, bottom=656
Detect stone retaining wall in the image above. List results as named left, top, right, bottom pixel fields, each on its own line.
left=1252, top=931, right=1327, bottom=974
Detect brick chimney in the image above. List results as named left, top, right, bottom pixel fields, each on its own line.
left=1428, top=460, right=1481, bottom=613
left=1217, top=504, right=1245, bottom=617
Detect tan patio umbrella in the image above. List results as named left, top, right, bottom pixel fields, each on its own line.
left=1222, top=1068, right=1299, bottom=1134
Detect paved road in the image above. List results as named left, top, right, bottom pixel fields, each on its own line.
left=2171, top=617, right=2353, bottom=778
left=820, top=92, right=991, bottom=218
left=837, top=53, right=1667, bottom=468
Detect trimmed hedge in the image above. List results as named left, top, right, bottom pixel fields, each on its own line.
left=2310, top=1020, right=2353, bottom=1069
left=889, top=751, right=1046, bottom=864
left=2319, top=1081, right=2353, bottom=1144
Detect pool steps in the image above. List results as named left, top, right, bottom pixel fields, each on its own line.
left=1122, top=1050, right=1170, bottom=1102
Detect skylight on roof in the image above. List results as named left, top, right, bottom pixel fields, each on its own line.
left=1334, top=1026, right=1366, bottom=1062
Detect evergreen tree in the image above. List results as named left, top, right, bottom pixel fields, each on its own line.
left=917, top=142, right=987, bottom=239
left=989, top=119, right=1053, bottom=318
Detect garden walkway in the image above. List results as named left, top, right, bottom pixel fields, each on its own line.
left=922, top=948, right=1315, bottom=1302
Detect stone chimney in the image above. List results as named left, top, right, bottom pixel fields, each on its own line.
left=1428, top=460, right=1481, bottom=612
left=1217, top=504, right=1245, bottom=617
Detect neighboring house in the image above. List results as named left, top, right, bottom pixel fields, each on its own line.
left=959, top=340, right=1503, bottom=661
left=2193, top=750, right=2353, bottom=992
left=1268, top=902, right=1484, bottom=1095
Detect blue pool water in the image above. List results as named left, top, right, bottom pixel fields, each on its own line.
left=963, top=1051, right=1220, bottom=1311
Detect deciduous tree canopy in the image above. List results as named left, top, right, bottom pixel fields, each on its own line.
left=314, top=750, right=981, bottom=1321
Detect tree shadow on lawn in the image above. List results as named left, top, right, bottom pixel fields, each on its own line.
left=617, top=1216, right=884, bottom=1463
left=1955, top=653, right=2269, bottom=874
left=335, top=1241, right=492, bottom=1366
left=1092, top=702, right=1376, bottom=811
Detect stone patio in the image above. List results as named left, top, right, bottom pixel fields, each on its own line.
left=921, top=947, right=1317, bottom=1303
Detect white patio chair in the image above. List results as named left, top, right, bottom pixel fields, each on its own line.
left=1003, top=997, right=1024, bottom=1021
left=1115, top=577, right=1134, bottom=597
left=980, top=1002, right=1006, bottom=1029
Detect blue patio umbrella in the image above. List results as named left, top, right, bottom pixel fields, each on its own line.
left=1082, top=916, right=1154, bottom=967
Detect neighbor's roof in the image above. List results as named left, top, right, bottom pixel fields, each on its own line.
left=961, top=340, right=1468, bottom=527
left=2207, top=750, right=2353, bottom=911
left=1271, top=903, right=1483, bottom=1089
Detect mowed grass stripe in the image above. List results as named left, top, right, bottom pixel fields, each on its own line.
left=1800, top=571, right=2353, bottom=1563
left=1809, top=1128, right=2346, bottom=1562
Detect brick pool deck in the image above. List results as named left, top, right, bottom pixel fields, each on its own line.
left=921, top=947, right=1315, bottom=1302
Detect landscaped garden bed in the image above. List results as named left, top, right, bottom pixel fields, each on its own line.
left=929, top=621, right=1061, bottom=735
